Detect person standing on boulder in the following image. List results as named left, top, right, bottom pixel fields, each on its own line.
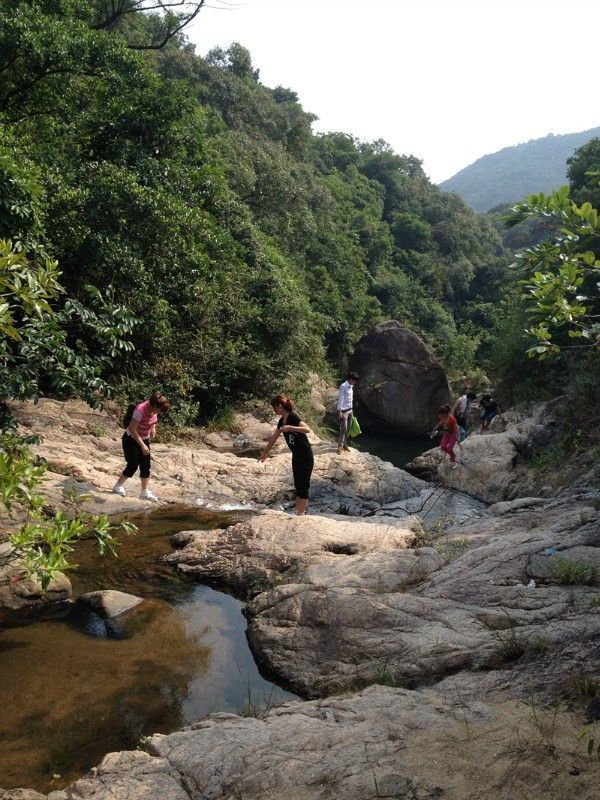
left=336, top=371, right=359, bottom=455
left=259, top=394, right=314, bottom=516
left=451, top=391, right=477, bottom=438
left=112, top=391, right=170, bottom=501
left=430, top=404, right=460, bottom=469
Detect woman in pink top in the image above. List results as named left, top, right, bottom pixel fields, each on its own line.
left=430, top=403, right=460, bottom=470
left=112, top=391, right=170, bottom=501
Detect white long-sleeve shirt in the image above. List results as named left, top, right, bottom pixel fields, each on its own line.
left=337, top=380, right=354, bottom=412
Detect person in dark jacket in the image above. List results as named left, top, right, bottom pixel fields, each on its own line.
left=479, top=394, right=498, bottom=433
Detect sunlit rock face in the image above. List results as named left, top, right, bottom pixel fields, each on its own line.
left=350, top=321, right=450, bottom=434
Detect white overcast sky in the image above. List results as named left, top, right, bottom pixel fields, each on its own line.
left=187, top=0, right=599, bottom=184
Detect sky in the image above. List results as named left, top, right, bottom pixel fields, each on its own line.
left=186, top=0, right=600, bottom=184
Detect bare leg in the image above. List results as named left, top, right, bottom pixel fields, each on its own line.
left=114, top=475, right=127, bottom=487
left=141, top=477, right=150, bottom=491
left=295, top=497, right=308, bottom=516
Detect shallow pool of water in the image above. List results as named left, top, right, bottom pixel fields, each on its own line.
left=352, top=432, right=431, bottom=468
left=0, top=508, right=296, bottom=792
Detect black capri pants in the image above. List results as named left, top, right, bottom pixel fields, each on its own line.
left=121, top=432, right=151, bottom=479
left=292, top=452, right=314, bottom=500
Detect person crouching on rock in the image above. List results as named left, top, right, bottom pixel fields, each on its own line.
left=479, top=394, right=498, bottom=433
left=430, top=404, right=459, bottom=470
left=112, top=391, right=170, bottom=501
left=259, top=394, right=314, bottom=516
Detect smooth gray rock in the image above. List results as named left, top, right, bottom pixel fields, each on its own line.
left=77, top=590, right=144, bottom=618
left=405, top=402, right=559, bottom=503
left=44, top=750, right=189, bottom=800
left=373, top=486, right=487, bottom=530
left=165, top=511, right=416, bottom=599
left=488, top=497, right=547, bottom=515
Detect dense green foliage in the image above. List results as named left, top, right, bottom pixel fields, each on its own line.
left=505, top=187, right=600, bottom=357
left=0, top=1, right=508, bottom=421
left=441, top=127, right=600, bottom=213
left=0, top=234, right=135, bottom=588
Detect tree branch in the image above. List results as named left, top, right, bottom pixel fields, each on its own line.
left=92, top=0, right=207, bottom=50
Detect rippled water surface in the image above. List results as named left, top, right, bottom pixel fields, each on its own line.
left=0, top=508, right=296, bottom=792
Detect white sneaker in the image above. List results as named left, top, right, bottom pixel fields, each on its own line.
left=112, top=484, right=126, bottom=496
left=140, top=489, right=158, bottom=502
left=450, top=463, right=458, bottom=470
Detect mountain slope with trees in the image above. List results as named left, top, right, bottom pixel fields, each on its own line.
left=440, top=127, right=600, bottom=212
left=0, top=1, right=506, bottom=422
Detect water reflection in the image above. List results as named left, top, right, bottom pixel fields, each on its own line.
left=0, top=509, right=296, bottom=792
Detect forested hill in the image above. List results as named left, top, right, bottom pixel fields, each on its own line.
left=440, top=127, right=600, bottom=212
left=1, top=3, right=507, bottom=422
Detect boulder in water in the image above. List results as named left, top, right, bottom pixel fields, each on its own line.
left=77, top=589, right=143, bottom=618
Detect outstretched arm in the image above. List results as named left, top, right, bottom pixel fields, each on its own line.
left=259, top=427, right=282, bottom=461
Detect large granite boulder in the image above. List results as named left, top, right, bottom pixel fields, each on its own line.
left=349, top=321, right=450, bottom=434
left=166, top=499, right=600, bottom=699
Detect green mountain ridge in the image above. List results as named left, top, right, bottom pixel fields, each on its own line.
left=440, top=126, right=600, bottom=212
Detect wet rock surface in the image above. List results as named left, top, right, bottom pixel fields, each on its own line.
left=76, top=590, right=144, bottom=618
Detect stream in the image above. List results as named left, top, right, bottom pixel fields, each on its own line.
left=0, top=508, right=296, bottom=792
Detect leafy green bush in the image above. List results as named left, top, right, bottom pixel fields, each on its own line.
left=1, top=434, right=135, bottom=590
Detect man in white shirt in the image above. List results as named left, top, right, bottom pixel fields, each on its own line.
left=336, top=371, right=359, bottom=454
left=451, top=391, right=477, bottom=437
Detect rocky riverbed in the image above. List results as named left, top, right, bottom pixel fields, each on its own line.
left=1, top=399, right=600, bottom=799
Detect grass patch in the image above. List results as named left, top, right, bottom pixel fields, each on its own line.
left=552, top=557, right=597, bottom=586
left=373, top=662, right=417, bottom=690
left=571, top=673, right=600, bottom=705
left=436, top=536, right=470, bottom=561
left=492, top=626, right=526, bottom=663
left=529, top=440, right=567, bottom=471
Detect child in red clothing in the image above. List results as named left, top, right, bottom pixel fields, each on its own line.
left=431, top=403, right=459, bottom=469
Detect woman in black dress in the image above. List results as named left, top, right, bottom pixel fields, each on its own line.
left=259, top=394, right=314, bottom=515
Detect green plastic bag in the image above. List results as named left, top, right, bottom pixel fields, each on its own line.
left=349, top=415, right=361, bottom=437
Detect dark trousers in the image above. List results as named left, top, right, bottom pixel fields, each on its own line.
left=455, top=413, right=468, bottom=431
left=292, top=452, right=314, bottom=499
left=122, top=432, right=151, bottom=478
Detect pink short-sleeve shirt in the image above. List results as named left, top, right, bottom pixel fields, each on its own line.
left=129, top=401, right=157, bottom=439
